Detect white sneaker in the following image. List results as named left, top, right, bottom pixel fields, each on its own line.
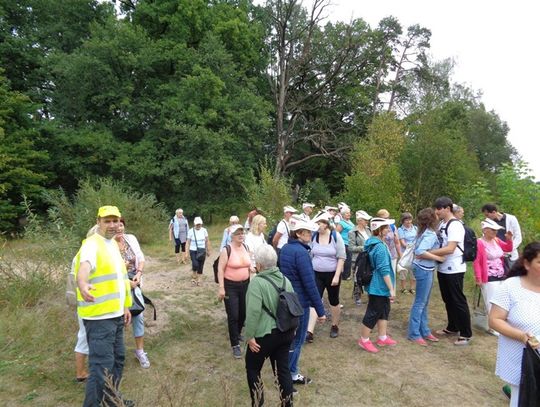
left=135, top=350, right=150, bottom=368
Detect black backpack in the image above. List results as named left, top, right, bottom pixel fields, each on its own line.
left=267, top=220, right=288, bottom=245
left=442, top=219, right=477, bottom=263
left=259, top=274, right=304, bottom=332
left=355, top=249, right=373, bottom=287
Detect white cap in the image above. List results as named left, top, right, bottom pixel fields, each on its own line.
left=324, top=205, right=338, bottom=212
left=356, top=210, right=372, bottom=221
left=312, top=211, right=330, bottom=224
left=283, top=206, right=298, bottom=213
left=194, top=217, right=203, bottom=225
left=338, top=202, right=349, bottom=210
left=481, top=219, right=504, bottom=231
left=229, top=224, right=244, bottom=234
left=289, top=215, right=318, bottom=232
left=370, top=217, right=395, bottom=231
left=302, top=203, right=315, bottom=209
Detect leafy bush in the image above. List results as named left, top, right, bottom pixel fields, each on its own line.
left=299, top=178, right=331, bottom=209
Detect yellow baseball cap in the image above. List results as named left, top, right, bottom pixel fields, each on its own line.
left=97, top=205, right=121, bottom=218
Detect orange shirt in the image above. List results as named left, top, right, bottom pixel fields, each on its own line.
left=224, top=244, right=251, bottom=282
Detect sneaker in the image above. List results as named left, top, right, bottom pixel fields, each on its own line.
left=424, top=334, right=440, bottom=342
left=409, top=289, right=416, bottom=294
left=122, top=400, right=136, bottom=407
left=487, top=329, right=500, bottom=337
left=135, top=351, right=150, bottom=369
left=502, top=384, right=511, bottom=400
left=453, top=337, right=472, bottom=346
left=232, top=345, right=242, bottom=359
left=400, top=289, right=408, bottom=294
left=305, top=331, right=314, bottom=343
left=355, top=298, right=362, bottom=306
left=330, top=325, right=339, bottom=338
left=357, top=338, right=379, bottom=353
left=409, top=337, right=428, bottom=347
left=376, top=336, right=397, bottom=347
left=292, top=374, right=312, bottom=385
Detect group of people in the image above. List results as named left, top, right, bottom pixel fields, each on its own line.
left=71, top=199, right=538, bottom=406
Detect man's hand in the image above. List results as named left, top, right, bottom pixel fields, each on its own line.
left=247, top=338, right=260, bottom=353
left=79, top=282, right=95, bottom=302
left=124, top=308, right=132, bottom=326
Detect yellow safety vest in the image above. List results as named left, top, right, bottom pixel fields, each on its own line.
left=74, top=234, right=132, bottom=318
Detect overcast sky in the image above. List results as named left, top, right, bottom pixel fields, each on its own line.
left=257, top=0, right=540, bottom=180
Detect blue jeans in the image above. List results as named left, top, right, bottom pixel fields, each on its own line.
left=288, top=306, right=309, bottom=377
left=83, top=316, right=125, bottom=407
left=407, top=266, right=434, bottom=339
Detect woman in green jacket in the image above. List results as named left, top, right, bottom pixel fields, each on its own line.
left=244, top=244, right=295, bottom=407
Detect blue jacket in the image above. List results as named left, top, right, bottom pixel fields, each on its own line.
left=279, top=239, right=325, bottom=316
left=364, top=237, right=395, bottom=297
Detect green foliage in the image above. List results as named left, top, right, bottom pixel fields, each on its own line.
left=246, top=161, right=292, bottom=225
left=41, top=178, right=168, bottom=244
left=345, top=113, right=405, bottom=215
left=299, top=178, right=331, bottom=209
left=457, top=181, right=494, bottom=223
left=494, top=162, right=540, bottom=244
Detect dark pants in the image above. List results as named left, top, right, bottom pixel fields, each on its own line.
left=362, top=295, right=390, bottom=329
left=189, top=250, right=205, bottom=274
left=174, top=239, right=186, bottom=254
left=83, top=317, right=125, bottom=407
left=437, top=272, right=472, bottom=338
left=245, top=329, right=295, bottom=407
left=341, top=245, right=352, bottom=280
left=224, top=279, right=249, bottom=346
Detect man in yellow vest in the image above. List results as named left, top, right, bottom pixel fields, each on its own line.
left=75, top=206, right=133, bottom=407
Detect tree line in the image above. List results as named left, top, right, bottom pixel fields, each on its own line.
left=1, top=0, right=536, bottom=242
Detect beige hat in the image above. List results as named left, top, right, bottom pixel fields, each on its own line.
left=324, top=205, right=338, bottom=212
left=481, top=219, right=504, bottom=231
left=194, top=217, right=203, bottom=225
left=356, top=210, right=372, bottom=221
left=289, top=215, right=318, bottom=232
left=370, top=217, right=395, bottom=231
left=312, top=211, right=330, bottom=224
left=302, top=203, right=315, bottom=209
left=283, top=206, right=298, bottom=213
left=229, top=224, right=244, bottom=235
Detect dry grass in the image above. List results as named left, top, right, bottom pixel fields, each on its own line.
left=0, top=231, right=509, bottom=406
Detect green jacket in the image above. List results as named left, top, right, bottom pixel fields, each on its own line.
left=244, top=266, right=294, bottom=340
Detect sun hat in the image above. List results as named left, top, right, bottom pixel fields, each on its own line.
left=283, top=206, right=298, bottom=213
left=97, top=205, right=121, bottom=218
left=355, top=210, right=372, bottom=221
left=370, top=217, right=395, bottom=231
left=194, top=217, right=203, bottom=225
left=312, top=211, right=330, bottom=224
left=481, top=219, right=504, bottom=231
left=229, top=224, right=244, bottom=234
left=302, top=203, right=315, bottom=209
left=337, top=202, right=349, bottom=210
left=289, top=215, right=318, bottom=232
left=324, top=205, right=338, bottom=212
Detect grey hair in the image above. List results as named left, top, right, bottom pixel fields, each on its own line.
left=340, top=206, right=351, bottom=215
left=253, top=244, right=277, bottom=270
left=452, top=204, right=463, bottom=214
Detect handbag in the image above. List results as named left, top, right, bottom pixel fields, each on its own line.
left=194, top=229, right=206, bottom=261
left=398, top=243, right=415, bottom=270
left=472, top=285, right=489, bottom=332
left=519, top=342, right=540, bottom=407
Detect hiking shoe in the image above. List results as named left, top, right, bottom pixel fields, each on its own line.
left=355, top=298, right=362, bottom=306
left=409, top=289, right=416, bottom=294
left=357, top=338, right=379, bottom=353
left=292, top=374, right=312, bottom=385
left=409, top=338, right=428, bottom=347
left=330, top=325, right=339, bottom=338
left=232, top=345, right=242, bottom=359
left=122, top=400, right=136, bottom=407
left=135, top=351, right=150, bottom=369
left=376, top=336, right=397, bottom=347
left=305, top=331, right=314, bottom=343
left=424, top=334, right=439, bottom=342
left=502, top=384, right=511, bottom=400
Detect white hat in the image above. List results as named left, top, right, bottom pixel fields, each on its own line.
left=356, top=210, right=372, bottom=221
left=229, top=224, right=244, bottom=234
left=370, top=217, right=395, bottom=231
left=338, top=202, right=349, bottom=210
left=283, top=206, right=298, bottom=213
left=312, top=211, right=330, bottom=224
left=194, top=217, right=203, bottom=225
left=481, top=219, right=504, bottom=231
left=289, top=215, right=318, bottom=232
left=229, top=215, right=239, bottom=223
left=324, top=205, right=338, bottom=212
left=302, top=203, right=315, bottom=209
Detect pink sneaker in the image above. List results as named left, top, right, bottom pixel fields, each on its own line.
left=424, top=334, right=440, bottom=342
left=376, top=336, right=397, bottom=347
left=409, top=338, right=428, bottom=347
left=357, top=338, right=379, bottom=353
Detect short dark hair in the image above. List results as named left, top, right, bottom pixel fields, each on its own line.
left=400, top=212, right=413, bottom=224
left=481, top=203, right=498, bottom=213
left=433, top=197, right=453, bottom=210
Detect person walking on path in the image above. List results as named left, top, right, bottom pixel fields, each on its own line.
left=169, top=208, right=189, bottom=264
left=186, top=217, right=211, bottom=285
left=75, top=205, right=134, bottom=407
left=430, top=197, right=473, bottom=346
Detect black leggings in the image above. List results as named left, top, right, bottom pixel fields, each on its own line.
left=315, top=271, right=341, bottom=306
left=224, top=279, right=249, bottom=346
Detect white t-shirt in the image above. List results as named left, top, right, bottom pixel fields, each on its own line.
left=438, top=218, right=466, bottom=274
left=276, top=220, right=290, bottom=249
left=491, top=277, right=540, bottom=385
left=79, top=235, right=126, bottom=320
left=187, top=227, right=208, bottom=251
left=244, top=232, right=266, bottom=253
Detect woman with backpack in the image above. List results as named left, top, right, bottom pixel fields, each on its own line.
left=407, top=208, right=445, bottom=346
left=244, top=244, right=296, bottom=407
left=357, top=217, right=397, bottom=353
left=217, top=224, right=252, bottom=359
left=305, top=211, right=346, bottom=342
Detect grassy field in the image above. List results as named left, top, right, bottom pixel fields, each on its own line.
left=0, top=225, right=510, bottom=406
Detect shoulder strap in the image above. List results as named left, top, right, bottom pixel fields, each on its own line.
left=258, top=274, right=285, bottom=321
left=226, top=244, right=231, bottom=257
left=443, top=219, right=464, bottom=253
left=258, top=274, right=282, bottom=292
left=311, top=231, right=318, bottom=243
left=193, top=229, right=199, bottom=249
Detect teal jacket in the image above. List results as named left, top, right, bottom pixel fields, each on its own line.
left=364, top=237, right=395, bottom=297
left=244, top=267, right=294, bottom=340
